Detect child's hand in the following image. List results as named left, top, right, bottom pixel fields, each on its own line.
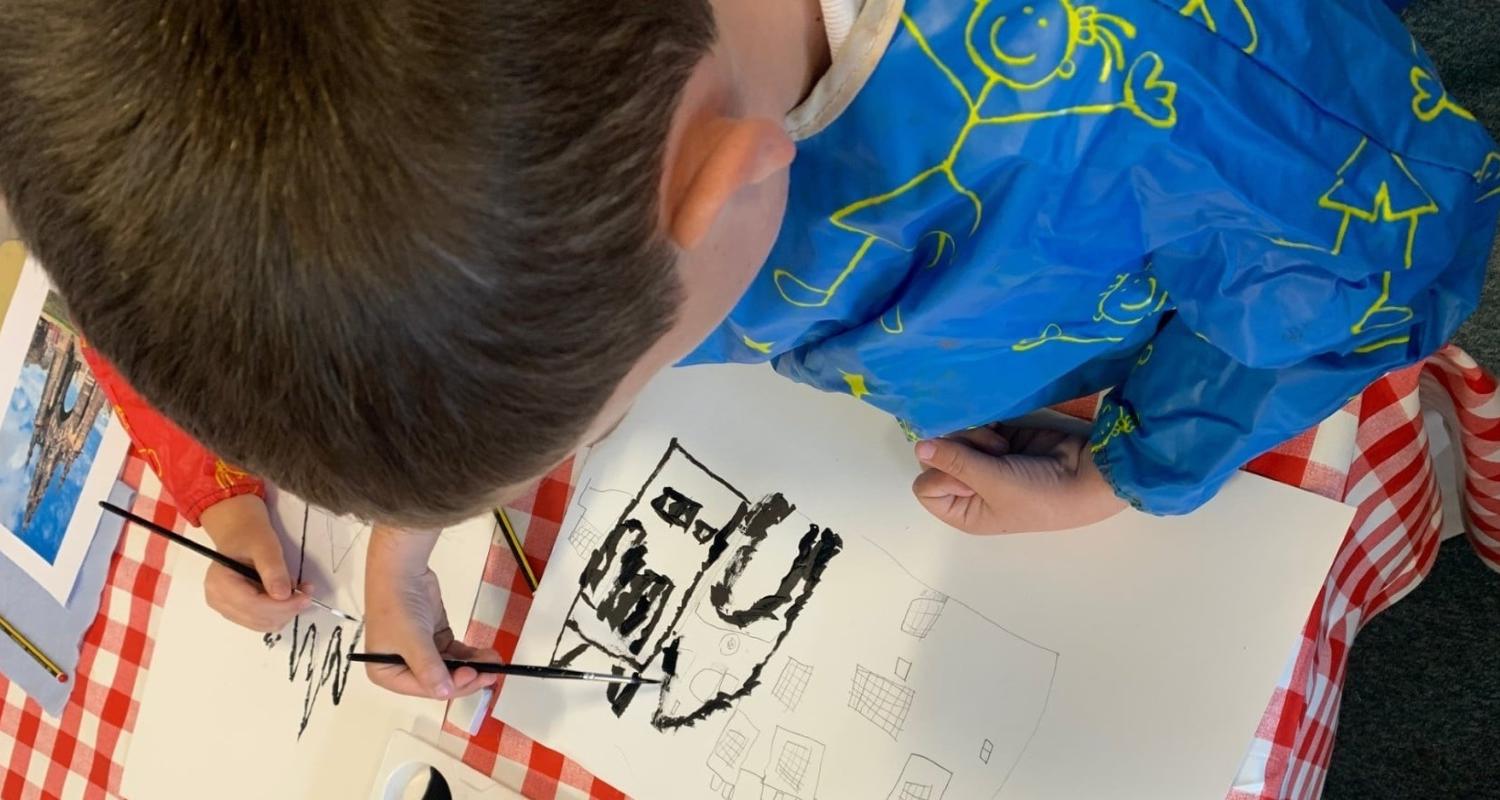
left=363, top=527, right=501, bottom=700
left=912, top=425, right=1127, bottom=534
left=198, top=494, right=311, bottom=632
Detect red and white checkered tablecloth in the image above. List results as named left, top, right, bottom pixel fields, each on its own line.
left=0, top=457, right=172, bottom=800
left=1, top=346, right=1496, bottom=800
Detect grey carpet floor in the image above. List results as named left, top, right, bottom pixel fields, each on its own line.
left=1322, top=2, right=1499, bottom=798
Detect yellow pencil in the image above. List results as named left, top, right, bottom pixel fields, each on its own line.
left=493, top=508, right=540, bottom=593
left=0, top=611, right=65, bottom=683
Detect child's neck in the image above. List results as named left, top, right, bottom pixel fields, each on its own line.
left=712, top=0, right=832, bottom=118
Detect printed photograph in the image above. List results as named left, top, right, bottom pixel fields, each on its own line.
left=0, top=291, right=112, bottom=564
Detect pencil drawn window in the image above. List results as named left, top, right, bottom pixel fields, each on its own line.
left=775, top=740, right=811, bottom=790
left=714, top=729, right=748, bottom=765
left=772, top=657, right=813, bottom=711
left=899, top=781, right=933, bottom=800
left=848, top=665, right=914, bottom=739
left=568, top=519, right=604, bottom=558
left=901, top=590, right=947, bottom=638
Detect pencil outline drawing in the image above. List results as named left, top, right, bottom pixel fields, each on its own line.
left=706, top=709, right=760, bottom=798
left=708, top=723, right=828, bottom=800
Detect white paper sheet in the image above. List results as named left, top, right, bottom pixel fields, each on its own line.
left=122, top=488, right=494, bottom=800
left=494, top=364, right=1353, bottom=800
left=0, top=257, right=130, bottom=603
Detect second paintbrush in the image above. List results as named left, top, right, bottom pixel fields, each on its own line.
left=348, top=653, right=661, bottom=686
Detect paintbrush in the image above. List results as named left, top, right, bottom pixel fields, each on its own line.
left=348, top=653, right=661, bottom=686
left=99, top=501, right=362, bottom=624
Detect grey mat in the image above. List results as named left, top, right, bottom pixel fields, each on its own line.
left=1324, top=543, right=1500, bottom=798
left=1323, top=2, right=1500, bottom=798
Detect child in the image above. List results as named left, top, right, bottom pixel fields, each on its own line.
left=0, top=0, right=1494, bottom=703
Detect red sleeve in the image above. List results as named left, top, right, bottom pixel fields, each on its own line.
left=81, top=346, right=264, bottom=526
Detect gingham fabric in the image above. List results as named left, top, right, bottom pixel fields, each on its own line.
left=0, top=459, right=173, bottom=800
left=0, top=348, right=1495, bottom=799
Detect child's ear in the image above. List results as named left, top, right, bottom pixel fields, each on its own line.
left=666, top=117, right=795, bottom=250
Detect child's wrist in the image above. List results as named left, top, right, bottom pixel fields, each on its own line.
left=198, top=494, right=272, bottom=549
left=367, top=526, right=440, bottom=580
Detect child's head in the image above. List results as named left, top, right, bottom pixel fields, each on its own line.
left=0, top=2, right=803, bottom=525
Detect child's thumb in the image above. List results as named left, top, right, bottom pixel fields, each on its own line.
left=916, top=438, right=990, bottom=482
left=402, top=640, right=456, bottom=699
left=249, top=545, right=293, bottom=601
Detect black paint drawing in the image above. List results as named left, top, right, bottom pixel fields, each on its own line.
left=261, top=504, right=364, bottom=738
left=771, top=657, right=813, bottom=712
left=549, top=439, right=844, bottom=731
left=848, top=665, right=915, bottom=740
left=887, top=754, right=952, bottom=800
left=538, top=438, right=1064, bottom=799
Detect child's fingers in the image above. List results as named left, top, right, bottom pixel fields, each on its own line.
left=440, top=645, right=481, bottom=691
left=366, top=660, right=454, bottom=699
left=912, top=466, right=976, bottom=500
left=450, top=666, right=479, bottom=688
left=364, top=663, right=432, bottom=698
left=444, top=641, right=502, bottom=663
left=444, top=642, right=503, bottom=693
left=393, top=636, right=457, bottom=699
left=448, top=667, right=499, bottom=698
left=368, top=654, right=494, bottom=700
left=913, top=468, right=985, bottom=532
left=913, top=463, right=984, bottom=533
left=943, top=427, right=1009, bottom=458
left=203, top=566, right=308, bottom=632
left=992, top=425, right=1074, bottom=458
left=444, top=669, right=492, bottom=696
left=915, top=437, right=1086, bottom=534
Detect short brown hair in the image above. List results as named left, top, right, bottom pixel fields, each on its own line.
left=0, top=2, right=715, bottom=524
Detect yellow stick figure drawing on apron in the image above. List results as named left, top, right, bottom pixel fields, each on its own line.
left=770, top=0, right=1180, bottom=315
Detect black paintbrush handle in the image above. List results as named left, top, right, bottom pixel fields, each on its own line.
left=100, top=501, right=262, bottom=583
left=99, top=500, right=363, bottom=624
left=348, top=653, right=661, bottom=685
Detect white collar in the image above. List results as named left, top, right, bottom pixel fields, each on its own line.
left=787, top=0, right=905, bottom=141
left=820, top=0, right=864, bottom=58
